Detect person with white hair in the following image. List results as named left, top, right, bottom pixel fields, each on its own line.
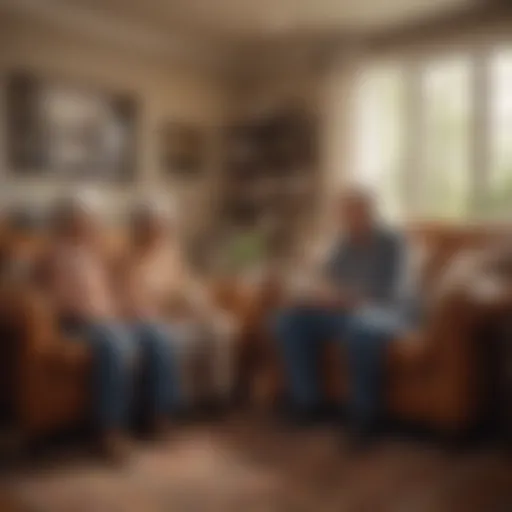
left=273, top=185, right=413, bottom=448
left=123, top=198, right=238, bottom=414
left=44, top=193, right=180, bottom=462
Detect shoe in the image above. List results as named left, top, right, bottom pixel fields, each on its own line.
left=147, top=416, right=173, bottom=441
left=342, top=422, right=380, bottom=455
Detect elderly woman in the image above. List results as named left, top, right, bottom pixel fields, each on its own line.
left=45, top=195, right=180, bottom=461
left=125, top=201, right=238, bottom=413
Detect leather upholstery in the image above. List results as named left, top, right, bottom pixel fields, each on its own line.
left=0, top=227, right=259, bottom=438
left=0, top=223, right=508, bottom=437
left=0, top=230, right=135, bottom=436
left=248, top=223, right=509, bottom=432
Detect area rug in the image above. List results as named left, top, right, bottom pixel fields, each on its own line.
left=2, top=419, right=512, bottom=512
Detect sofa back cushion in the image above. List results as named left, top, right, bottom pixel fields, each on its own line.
left=0, top=228, right=130, bottom=280
left=407, top=224, right=504, bottom=295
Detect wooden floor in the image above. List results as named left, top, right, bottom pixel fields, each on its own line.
left=0, top=493, right=29, bottom=512
left=1, top=416, right=511, bottom=512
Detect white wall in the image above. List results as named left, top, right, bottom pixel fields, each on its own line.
left=0, top=14, right=227, bottom=236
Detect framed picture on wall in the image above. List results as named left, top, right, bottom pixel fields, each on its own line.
left=6, top=71, right=138, bottom=182
left=160, top=121, right=203, bottom=177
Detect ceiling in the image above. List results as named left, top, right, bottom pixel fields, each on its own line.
left=1, top=0, right=492, bottom=73
left=5, top=0, right=476, bottom=42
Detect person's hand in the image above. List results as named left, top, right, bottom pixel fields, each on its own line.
left=310, top=285, right=352, bottom=309
left=286, top=281, right=347, bottom=310
left=165, top=294, right=195, bottom=318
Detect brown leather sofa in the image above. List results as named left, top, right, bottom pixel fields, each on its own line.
left=249, top=223, right=511, bottom=433
left=0, top=229, right=254, bottom=441
left=1, top=223, right=509, bottom=439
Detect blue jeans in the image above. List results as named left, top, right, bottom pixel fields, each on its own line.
left=67, top=320, right=181, bottom=430
left=134, top=322, right=182, bottom=420
left=274, top=306, right=407, bottom=426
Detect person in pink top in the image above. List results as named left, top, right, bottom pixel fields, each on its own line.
left=45, top=194, right=180, bottom=461
left=124, top=201, right=238, bottom=414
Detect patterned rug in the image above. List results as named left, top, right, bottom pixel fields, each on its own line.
left=2, top=417, right=511, bottom=512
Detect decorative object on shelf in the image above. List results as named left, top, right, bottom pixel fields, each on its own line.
left=224, top=124, right=261, bottom=178
left=160, top=122, right=203, bottom=176
left=260, top=106, right=317, bottom=173
left=6, top=71, right=137, bottom=181
left=224, top=106, right=317, bottom=178
left=221, top=102, right=319, bottom=262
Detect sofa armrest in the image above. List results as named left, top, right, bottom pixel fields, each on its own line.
left=0, top=283, right=92, bottom=381
left=0, top=284, right=59, bottom=346
left=466, top=274, right=512, bottom=318
left=35, top=336, right=91, bottom=375
left=388, top=332, right=435, bottom=378
left=0, top=284, right=94, bottom=434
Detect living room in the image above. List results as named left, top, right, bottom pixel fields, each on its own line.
left=0, top=0, right=511, bottom=511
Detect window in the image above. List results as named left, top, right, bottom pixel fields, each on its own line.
left=418, top=57, right=472, bottom=220
left=350, top=45, right=512, bottom=221
left=352, top=64, right=405, bottom=220
left=486, top=48, right=512, bottom=218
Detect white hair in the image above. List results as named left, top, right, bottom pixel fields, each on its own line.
left=131, top=194, right=177, bottom=222
left=65, top=189, right=104, bottom=215
left=338, top=182, right=376, bottom=204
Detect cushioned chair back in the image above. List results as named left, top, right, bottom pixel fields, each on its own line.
left=404, top=225, right=507, bottom=427
left=408, top=224, right=502, bottom=294
left=407, top=224, right=505, bottom=358
left=4, top=232, right=48, bottom=275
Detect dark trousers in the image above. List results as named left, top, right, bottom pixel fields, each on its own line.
left=274, top=306, right=408, bottom=426
left=64, top=319, right=181, bottom=431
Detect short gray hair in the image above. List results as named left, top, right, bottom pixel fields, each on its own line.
left=338, top=183, right=375, bottom=206
left=130, top=196, right=177, bottom=224
left=50, top=191, right=102, bottom=230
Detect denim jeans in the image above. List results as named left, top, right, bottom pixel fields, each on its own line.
left=274, top=305, right=408, bottom=426
left=66, top=320, right=181, bottom=430
left=134, top=322, right=182, bottom=420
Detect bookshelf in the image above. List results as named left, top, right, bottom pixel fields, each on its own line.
left=221, top=105, right=320, bottom=262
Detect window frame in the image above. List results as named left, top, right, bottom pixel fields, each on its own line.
left=349, top=38, right=512, bottom=223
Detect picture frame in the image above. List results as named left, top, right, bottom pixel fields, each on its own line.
left=6, top=71, right=138, bottom=182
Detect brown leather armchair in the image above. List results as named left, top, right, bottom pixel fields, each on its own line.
left=251, top=224, right=508, bottom=433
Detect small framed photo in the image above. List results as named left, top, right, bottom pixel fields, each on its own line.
left=160, top=122, right=203, bottom=177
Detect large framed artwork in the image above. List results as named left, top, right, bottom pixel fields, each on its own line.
left=6, top=71, right=137, bottom=182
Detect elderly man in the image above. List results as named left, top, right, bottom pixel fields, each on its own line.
left=124, top=200, right=238, bottom=414
left=275, top=187, right=413, bottom=444
left=45, top=194, right=180, bottom=461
